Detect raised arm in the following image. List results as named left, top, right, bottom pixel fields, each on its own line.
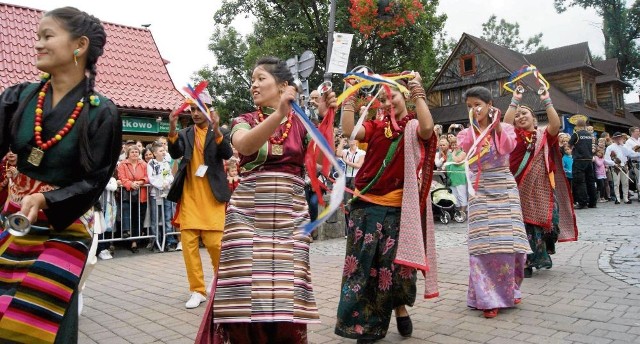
left=541, top=91, right=561, bottom=136
left=409, top=72, right=434, bottom=140
left=503, top=89, right=522, bottom=125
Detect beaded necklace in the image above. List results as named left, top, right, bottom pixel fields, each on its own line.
left=28, top=80, right=84, bottom=167
left=383, top=112, right=414, bottom=139
left=257, top=107, right=292, bottom=155
left=519, top=129, right=537, bottom=152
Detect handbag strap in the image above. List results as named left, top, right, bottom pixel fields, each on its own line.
left=350, top=135, right=402, bottom=203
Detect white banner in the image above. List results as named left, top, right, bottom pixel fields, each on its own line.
left=327, top=32, right=354, bottom=74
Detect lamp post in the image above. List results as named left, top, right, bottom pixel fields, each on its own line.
left=323, top=0, right=337, bottom=82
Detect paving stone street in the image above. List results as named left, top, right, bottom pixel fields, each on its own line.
left=79, top=200, right=640, bottom=344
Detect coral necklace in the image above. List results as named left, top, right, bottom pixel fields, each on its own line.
left=28, top=80, right=84, bottom=167
left=257, top=107, right=292, bottom=155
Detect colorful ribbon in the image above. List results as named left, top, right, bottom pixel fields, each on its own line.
left=503, top=65, right=550, bottom=94
left=290, top=101, right=346, bottom=235
left=175, top=81, right=212, bottom=122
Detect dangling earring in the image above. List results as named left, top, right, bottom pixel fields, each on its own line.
left=73, top=49, right=79, bottom=67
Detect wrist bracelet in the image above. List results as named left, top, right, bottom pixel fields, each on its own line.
left=410, top=86, right=427, bottom=102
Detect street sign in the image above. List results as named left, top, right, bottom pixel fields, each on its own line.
left=286, top=58, right=298, bottom=77
left=298, top=50, right=315, bottom=78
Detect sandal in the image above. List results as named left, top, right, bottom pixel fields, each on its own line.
left=514, top=298, right=522, bottom=305
left=483, top=309, right=498, bottom=318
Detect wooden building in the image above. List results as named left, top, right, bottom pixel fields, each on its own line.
left=427, top=33, right=640, bottom=134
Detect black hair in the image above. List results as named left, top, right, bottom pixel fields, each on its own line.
left=463, top=86, right=493, bottom=104
left=254, top=56, right=295, bottom=86
left=11, top=7, right=107, bottom=172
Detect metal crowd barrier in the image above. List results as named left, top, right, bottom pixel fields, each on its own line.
left=97, top=185, right=179, bottom=252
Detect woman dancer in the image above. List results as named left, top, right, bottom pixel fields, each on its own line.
left=0, top=7, right=120, bottom=343
left=336, top=73, right=437, bottom=343
left=504, top=89, right=577, bottom=277
left=457, top=86, right=529, bottom=318
left=197, top=56, right=337, bottom=343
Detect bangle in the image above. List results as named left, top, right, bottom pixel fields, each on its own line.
left=543, top=97, right=553, bottom=108
left=510, top=97, right=520, bottom=107
left=410, top=85, right=426, bottom=102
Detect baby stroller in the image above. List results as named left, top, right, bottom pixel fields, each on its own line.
left=430, top=180, right=467, bottom=224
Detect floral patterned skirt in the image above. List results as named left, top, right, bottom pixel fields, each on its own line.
left=467, top=253, right=526, bottom=310
left=335, top=203, right=417, bottom=340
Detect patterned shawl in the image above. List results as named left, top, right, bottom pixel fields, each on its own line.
left=518, top=128, right=578, bottom=241
left=394, top=119, right=439, bottom=298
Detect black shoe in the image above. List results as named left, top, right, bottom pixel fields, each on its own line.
left=524, top=267, right=533, bottom=278
left=625, top=200, right=632, bottom=204
left=588, top=204, right=597, bottom=208
left=574, top=204, right=587, bottom=209
left=356, top=339, right=377, bottom=344
left=166, top=244, right=177, bottom=252
left=615, top=201, right=621, bottom=204
left=397, top=315, right=413, bottom=337
left=122, top=231, right=130, bottom=239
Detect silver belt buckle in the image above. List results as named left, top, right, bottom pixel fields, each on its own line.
left=3, top=213, right=31, bottom=237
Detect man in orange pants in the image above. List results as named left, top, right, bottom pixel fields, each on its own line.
left=167, top=99, right=232, bottom=309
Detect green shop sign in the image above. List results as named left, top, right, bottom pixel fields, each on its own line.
left=122, top=116, right=174, bottom=134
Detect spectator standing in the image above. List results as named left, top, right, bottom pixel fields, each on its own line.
left=563, top=146, right=573, bottom=188
left=624, top=127, right=640, bottom=200
left=342, top=139, right=365, bottom=237
left=593, top=149, right=607, bottom=202
left=117, top=145, right=148, bottom=252
left=147, top=143, right=178, bottom=251
left=604, top=132, right=640, bottom=204
left=568, top=119, right=597, bottom=209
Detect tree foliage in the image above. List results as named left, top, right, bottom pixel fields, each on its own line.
left=480, top=15, right=547, bottom=54
left=554, top=0, right=640, bottom=89
left=197, top=0, right=446, bottom=120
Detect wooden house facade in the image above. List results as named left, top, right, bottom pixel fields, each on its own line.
left=427, top=33, right=639, bottom=134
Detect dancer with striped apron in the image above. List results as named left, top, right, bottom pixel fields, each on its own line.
left=457, top=86, right=530, bottom=319
left=0, top=7, right=120, bottom=343
left=505, top=88, right=578, bottom=278
left=196, top=56, right=338, bottom=343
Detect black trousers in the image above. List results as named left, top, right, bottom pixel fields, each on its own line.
left=572, top=160, right=597, bottom=206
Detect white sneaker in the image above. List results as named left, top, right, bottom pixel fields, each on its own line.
left=98, top=249, right=113, bottom=260
left=176, top=242, right=182, bottom=251
left=185, top=292, right=207, bottom=309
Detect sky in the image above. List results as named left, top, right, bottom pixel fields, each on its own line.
left=7, top=0, right=639, bottom=103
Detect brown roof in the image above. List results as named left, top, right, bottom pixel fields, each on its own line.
left=525, top=42, right=603, bottom=75
left=0, top=2, right=183, bottom=112
left=593, top=59, right=630, bottom=85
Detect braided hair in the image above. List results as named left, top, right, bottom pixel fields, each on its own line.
left=47, top=7, right=106, bottom=171
left=9, top=7, right=108, bottom=172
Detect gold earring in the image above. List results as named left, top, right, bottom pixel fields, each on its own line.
left=73, top=49, right=79, bottom=67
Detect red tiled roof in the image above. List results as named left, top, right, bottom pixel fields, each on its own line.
left=0, top=2, right=183, bottom=112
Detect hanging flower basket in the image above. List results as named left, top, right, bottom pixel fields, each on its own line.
left=349, top=0, right=424, bottom=39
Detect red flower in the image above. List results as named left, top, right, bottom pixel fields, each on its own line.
left=370, top=268, right=377, bottom=277
left=354, top=324, right=364, bottom=334
left=355, top=228, right=363, bottom=243
left=349, top=0, right=424, bottom=39
left=343, top=255, right=359, bottom=277
left=378, top=267, right=393, bottom=291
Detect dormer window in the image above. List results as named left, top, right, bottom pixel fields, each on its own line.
left=460, top=54, right=476, bottom=76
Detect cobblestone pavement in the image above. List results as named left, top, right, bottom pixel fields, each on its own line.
left=79, top=201, right=640, bottom=343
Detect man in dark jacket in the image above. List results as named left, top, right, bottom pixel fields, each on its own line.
left=167, top=100, right=232, bottom=309
left=568, top=119, right=597, bottom=209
